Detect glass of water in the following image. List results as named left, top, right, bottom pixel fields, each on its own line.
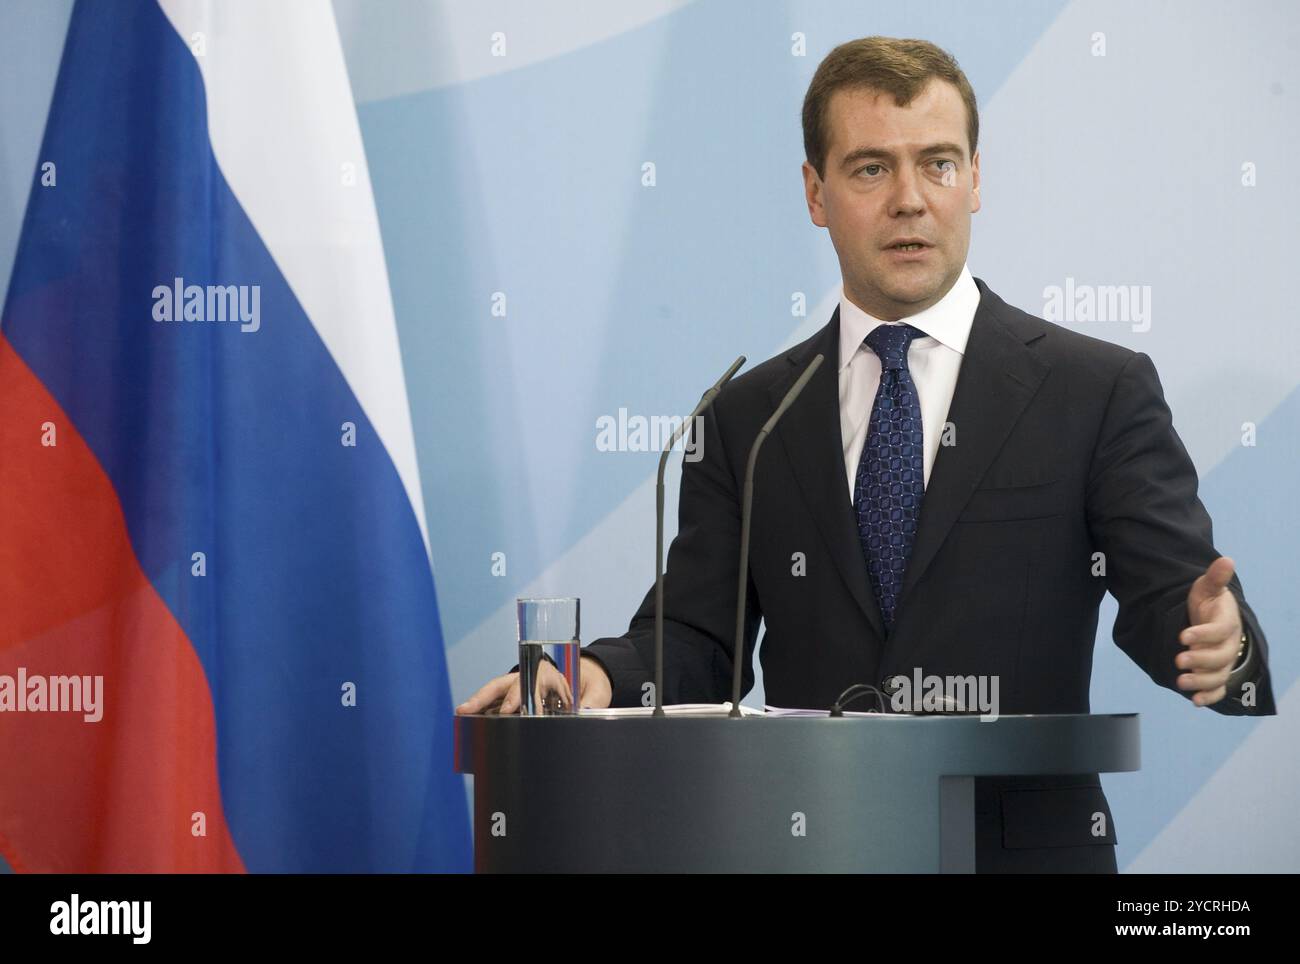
left=516, top=597, right=580, bottom=716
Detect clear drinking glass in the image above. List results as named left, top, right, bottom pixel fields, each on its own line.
left=516, top=597, right=580, bottom=716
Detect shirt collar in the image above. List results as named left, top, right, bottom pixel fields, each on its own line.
left=837, top=262, right=979, bottom=372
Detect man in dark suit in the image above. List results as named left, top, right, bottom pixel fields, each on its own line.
left=458, top=36, right=1276, bottom=872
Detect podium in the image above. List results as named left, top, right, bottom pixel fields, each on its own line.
left=454, top=712, right=1139, bottom=872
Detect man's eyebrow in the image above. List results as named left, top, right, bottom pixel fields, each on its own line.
left=839, top=142, right=966, bottom=169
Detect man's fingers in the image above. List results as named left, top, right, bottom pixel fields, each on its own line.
left=556, top=677, right=574, bottom=709
left=1177, top=663, right=1233, bottom=693
left=1174, top=610, right=1241, bottom=703
left=1176, top=635, right=1238, bottom=670
left=499, top=672, right=528, bottom=714
left=456, top=675, right=514, bottom=715
left=538, top=665, right=575, bottom=711
left=1180, top=614, right=1238, bottom=648
left=1191, top=684, right=1227, bottom=707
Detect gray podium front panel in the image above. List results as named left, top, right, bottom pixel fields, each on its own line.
left=455, top=713, right=1139, bottom=873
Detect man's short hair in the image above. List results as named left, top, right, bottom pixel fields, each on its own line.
left=802, top=36, right=980, bottom=180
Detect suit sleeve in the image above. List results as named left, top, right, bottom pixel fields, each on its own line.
left=583, top=396, right=762, bottom=707
left=1085, top=351, right=1275, bottom=716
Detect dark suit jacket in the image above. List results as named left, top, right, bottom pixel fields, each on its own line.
left=585, top=276, right=1276, bottom=872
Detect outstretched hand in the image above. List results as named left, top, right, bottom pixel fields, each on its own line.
left=1177, top=556, right=1244, bottom=707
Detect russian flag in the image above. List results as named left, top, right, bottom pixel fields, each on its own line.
left=0, top=0, right=471, bottom=872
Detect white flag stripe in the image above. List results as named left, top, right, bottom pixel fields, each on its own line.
left=157, top=0, right=431, bottom=561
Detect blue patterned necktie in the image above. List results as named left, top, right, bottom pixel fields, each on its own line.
left=853, top=323, right=926, bottom=634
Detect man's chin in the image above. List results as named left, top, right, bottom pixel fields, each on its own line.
left=877, top=274, right=940, bottom=306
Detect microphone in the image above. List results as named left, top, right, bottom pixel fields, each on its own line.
left=729, top=353, right=825, bottom=717
left=653, top=356, right=746, bottom=716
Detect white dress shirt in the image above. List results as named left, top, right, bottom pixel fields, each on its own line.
left=839, top=262, right=980, bottom=499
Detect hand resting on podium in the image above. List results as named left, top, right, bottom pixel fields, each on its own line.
left=456, top=656, right=613, bottom=715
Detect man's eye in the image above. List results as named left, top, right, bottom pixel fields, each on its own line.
left=858, top=164, right=883, bottom=176
left=934, top=159, right=956, bottom=172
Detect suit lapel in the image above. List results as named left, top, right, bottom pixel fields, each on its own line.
left=894, top=280, right=1051, bottom=617
left=770, top=307, right=887, bottom=640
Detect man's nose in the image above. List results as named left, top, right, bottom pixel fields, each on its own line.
left=888, top=166, right=926, bottom=216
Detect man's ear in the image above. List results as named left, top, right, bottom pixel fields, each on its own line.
left=970, top=149, right=981, bottom=214
left=802, top=160, right=828, bottom=228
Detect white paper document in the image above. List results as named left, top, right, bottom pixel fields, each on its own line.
left=577, top=702, right=763, bottom=717
left=575, top=703, right=884, bottom=718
